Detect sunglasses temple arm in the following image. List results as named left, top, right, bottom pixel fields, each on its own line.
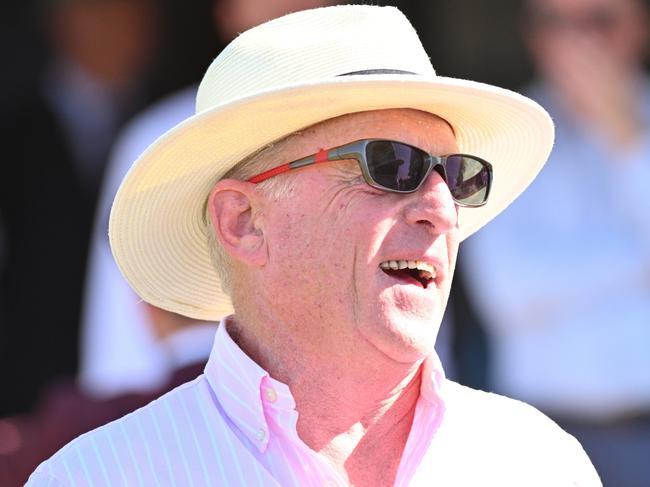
left=290, top=148, right=341, bottom=169
left=247, top=162, right=294, bottom=183
left=247, top=147, right=346, bottom=184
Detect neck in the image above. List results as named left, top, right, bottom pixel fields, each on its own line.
left=297, top=360, right=422, bottom=486
left=227, top=313, right=425, bottom=485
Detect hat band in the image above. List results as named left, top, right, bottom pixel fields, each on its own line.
left=337, top=69, right=418, bottom=76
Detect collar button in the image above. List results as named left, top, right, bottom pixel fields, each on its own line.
left=264, top=388, right=278, bottom=403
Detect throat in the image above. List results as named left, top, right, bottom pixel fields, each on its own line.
left=317, top=405, right=417, bottom=487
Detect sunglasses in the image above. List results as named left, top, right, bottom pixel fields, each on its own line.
left=247, top=139, right=492, bottom=207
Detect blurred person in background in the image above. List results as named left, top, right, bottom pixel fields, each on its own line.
left=0, top=305, right=216, bottom=487
left=80, top=0, right=334, bottom=398
left=462, top=0, right=650, bottom=485
left=0, top=0, right=158, bottom=415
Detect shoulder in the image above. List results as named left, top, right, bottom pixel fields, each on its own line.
left=24, top=470, right=68, bottom=487
left=441, top=379, right=556, bottom=426
left=440, top=379, right=573, bottom=444
left=430, top=380, right=602, bottom=486
left=115, top=84, right=197, bottom=158
left=102, top=85, right=197, bottom=177
left=26, top=374, right=212, bottom=486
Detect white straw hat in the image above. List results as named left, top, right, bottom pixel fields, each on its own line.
left=109, top=4, right=554, bottom=320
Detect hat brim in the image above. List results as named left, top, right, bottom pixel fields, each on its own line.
left=109, top=74, right=553, bottom=320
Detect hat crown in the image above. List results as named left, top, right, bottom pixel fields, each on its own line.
left=196, top=5, right=435, bottom=114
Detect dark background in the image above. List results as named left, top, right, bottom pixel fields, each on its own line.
left=0, top=0, right=534, bottom=109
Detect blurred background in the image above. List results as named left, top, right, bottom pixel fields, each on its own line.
left=0, top=0, right=648, bottom=486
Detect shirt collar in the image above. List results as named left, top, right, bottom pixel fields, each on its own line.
left=420, top=351, right=446, bottom=404
left=204, top=316, right=446, bottom=451
left=204, top=317, right=292, bottom=452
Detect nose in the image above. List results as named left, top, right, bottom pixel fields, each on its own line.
left=403, top=170, right=458, bottom=235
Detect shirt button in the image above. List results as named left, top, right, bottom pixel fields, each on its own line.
left=256, top=428, right=266, bottom=442
left=264, top=388, right=278, bottom=403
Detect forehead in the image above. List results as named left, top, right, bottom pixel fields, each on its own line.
left=278, top=108, right=457, bottom=161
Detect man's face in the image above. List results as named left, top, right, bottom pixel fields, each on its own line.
left=53, top=0, right=158, bottom=88
left=526, top=0, right=648, bottom=70
left=257, top=109, right=459, bottom=364
left=214, top=0, right=331, bottom=41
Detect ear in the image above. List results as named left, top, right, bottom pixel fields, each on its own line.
left=206, top=179, right=267, bottom=267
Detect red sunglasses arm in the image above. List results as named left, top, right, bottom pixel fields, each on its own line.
left=247, top=162, right=294, bottom=183
left=246, top=148, right=332, bottom=184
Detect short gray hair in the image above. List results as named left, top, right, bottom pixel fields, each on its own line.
left=206, top=131, right=302, bottom=296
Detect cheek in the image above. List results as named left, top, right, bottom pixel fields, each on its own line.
left=264, top=182, right=395, bottom=291
left=363, top=216, right=396, bottom=258
left=266, top=209, right=351, bottom=293
left=446, top=232, right=459, bottom=267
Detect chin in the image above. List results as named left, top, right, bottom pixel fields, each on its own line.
left=366, top=310, right=442, bottom=364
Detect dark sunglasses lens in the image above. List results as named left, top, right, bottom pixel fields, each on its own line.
left=365, top=141, right=429, bottom=192
left=444, top=155, right=490, bottom=205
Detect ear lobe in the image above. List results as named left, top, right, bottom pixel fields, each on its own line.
left=207, top=180, right=267, bottom=267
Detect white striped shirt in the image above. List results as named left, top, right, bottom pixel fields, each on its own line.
left=28, top=319, right=601, bottom=486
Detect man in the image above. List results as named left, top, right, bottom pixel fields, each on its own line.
left=28, top=5, right=601, bottom=486
left=462, top=0, right=650, bottom=485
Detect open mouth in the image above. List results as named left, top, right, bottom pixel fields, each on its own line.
left=379, top=260, right=437, bottom=289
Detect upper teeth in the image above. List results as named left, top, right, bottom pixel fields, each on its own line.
left=379, top=260, right=436, bottom=279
